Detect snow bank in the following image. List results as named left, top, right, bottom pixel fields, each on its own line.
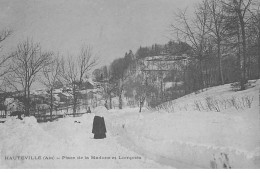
left=154, top=80, right=260, bottom=114
left=107, top=80, right=260, bottom=168
left=0, top=116, right=65, bottom=168
left=0, top=113, right=165, bottom=168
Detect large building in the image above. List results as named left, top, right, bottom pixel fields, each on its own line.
left=140, top=54, right=190, bottom=72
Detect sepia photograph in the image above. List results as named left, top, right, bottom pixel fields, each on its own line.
left=0, top=0, right=259, bottom=169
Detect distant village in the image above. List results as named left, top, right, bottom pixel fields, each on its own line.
left=0, top=79, right=104, bottom=117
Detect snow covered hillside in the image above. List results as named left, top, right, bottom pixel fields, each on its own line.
left=0, top=80, right=259, bottom=168
left=108, top=80, right=260, bottom=168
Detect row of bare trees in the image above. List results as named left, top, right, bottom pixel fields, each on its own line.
left=0, top=31, right=98, bottom=117
left=171, top=0, right=260, bottom=91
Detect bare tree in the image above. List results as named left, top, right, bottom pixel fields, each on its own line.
left=136, top=73, right=148, bottom=113
left=0, top=29, right=13, bottom=79
left=61, top=46, right=98, bottom=116
left=205, top=0, right=226, bottom=84
left=171, top=3, right=210, bottom=91
left=248, top=2, right=260, bottom=77
left=40, top=56, right=62, bottom=120
left=222, top=0, right=253, bottom=90
left=6, top=39, right=52, bottom=116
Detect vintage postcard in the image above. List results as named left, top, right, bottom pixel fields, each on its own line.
left=0, top=0, right=259, bottom=169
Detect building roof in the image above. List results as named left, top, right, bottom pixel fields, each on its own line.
left=144, top=54, right=190, bottom=62
left=141, top=54, right=190, bottom=72
left=53, top=88, right=63, bottom=94
left=57, top=92, right=73, bottom=97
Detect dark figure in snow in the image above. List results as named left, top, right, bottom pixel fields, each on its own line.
left=92, top=116, right=106, bottom=139
left=86, top=107, right=91, bottom=113
left=92, top=106, right=107, bottom=139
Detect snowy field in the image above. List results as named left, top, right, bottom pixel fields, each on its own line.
left=0, top=114, right=165, bottom=168
left=0, top=80, right=260, bottom=168
left=108, top=80, right=260, bottom=168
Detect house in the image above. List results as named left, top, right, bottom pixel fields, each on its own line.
left=36, top=103, right=50, bottom=110
left=141, top=54, right=190, bottom=72
left=31, top=94, right=52, bottom=107
left=31, top=89, right=48, bottom=95
left=62, top=87, right=72, bottom=93
left=57, top=92, right=73, bottom=102
left=53, top=88, right=63, bottom=94
left=81, top=81, right=94, bottom=90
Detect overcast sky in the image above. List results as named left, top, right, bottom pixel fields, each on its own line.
left=0, top=0, right=200, bottom=66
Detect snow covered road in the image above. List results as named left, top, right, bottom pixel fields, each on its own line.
left=0, top=114, right=170, bottom=168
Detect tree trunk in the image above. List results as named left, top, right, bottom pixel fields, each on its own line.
left=119, top=90, right=122, bottom=109
left=24, top=91, right=28, bottom=116
left=199, top=60, right=204, bottom=91
left=258, top=35, right=260, bottom=78
left=205, top=60, right=209, bottom=87
left=109, top=93, right=112, bottom=109
left=236, top=22, right=244, bottom=90
left=217, top=41, right=224, bottom=85
left=25, top=85, right=30, bottom=117
left=183, top=66, right=188, bottom=95
left=73, top=98, right=77, bottom=116
left=160, top=79, right=164, bottom=101
left=118, top=79, right=123, bottom=109
left=73, top=86, right=77, bottom=117
left=238, top=11, right=247, bottom=90
left=50, top=88, right=53, bottom=121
